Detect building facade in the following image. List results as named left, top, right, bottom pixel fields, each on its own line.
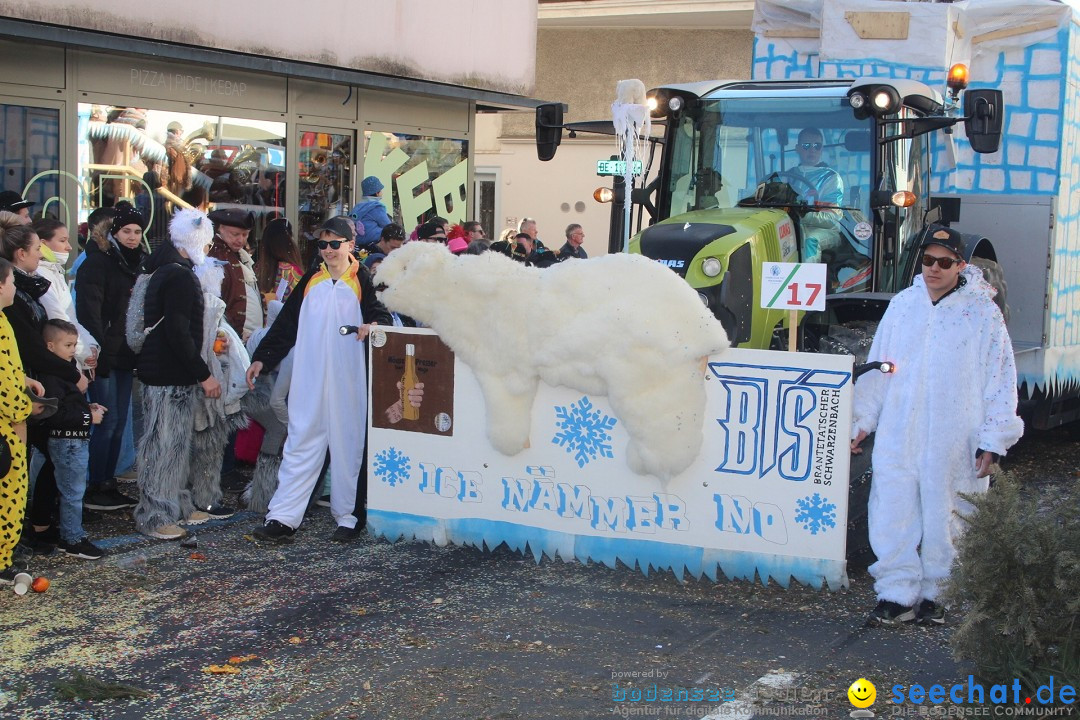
left=0, top=1, right=538, bottom=254
left=475, top=0, right=754, bottom=254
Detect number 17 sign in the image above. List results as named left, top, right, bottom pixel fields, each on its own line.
left=760, top=262, right=827, bottom=312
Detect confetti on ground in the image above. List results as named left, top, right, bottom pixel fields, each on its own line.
left=228, top=655, right=258, bottom=665
left=1, top=435, right=1072, bottom=719
left=203, top=665, right=241, bottom=675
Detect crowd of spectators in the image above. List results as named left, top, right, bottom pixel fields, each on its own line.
left=0, top=183, right=591, bottom=583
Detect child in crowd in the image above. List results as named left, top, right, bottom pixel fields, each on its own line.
left=39, top=319, right=107, bottom=559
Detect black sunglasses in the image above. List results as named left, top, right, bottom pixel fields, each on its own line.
left=799, top=142, right=823, bottom=150
left=317, top=239, right=346, bottom=250
left=921, top=253, right=962, bottom=269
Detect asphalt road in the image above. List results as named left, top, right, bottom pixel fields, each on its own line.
left=0, top=425, right=1074, bottom=720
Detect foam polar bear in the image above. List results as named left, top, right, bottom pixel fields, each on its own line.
left=375, top=242, right=730, bottom=479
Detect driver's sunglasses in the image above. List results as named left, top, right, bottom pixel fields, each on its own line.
left=317, top=239, right=345, bottom=250
left=921, top=253, right=962, bottom=269
left=799, top=142, right=823, bottom=150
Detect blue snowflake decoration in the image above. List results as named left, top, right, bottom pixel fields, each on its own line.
left=552, top=396, right=617, bottom=468
left=373, top=447, right=412, bottom=487
left=795, top=493, right=838, bottom=535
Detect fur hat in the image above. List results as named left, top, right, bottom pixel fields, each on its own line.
left=110, top=205, right=148, bottom=236
left=361, top=176, right=384, bottom=196
left=169, top=208, right=214, bottom=265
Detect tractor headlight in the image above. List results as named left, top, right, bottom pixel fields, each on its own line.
left=702, top=257, right=723, bottom=277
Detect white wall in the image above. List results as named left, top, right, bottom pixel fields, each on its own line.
left=0, top=0, right=537, bottom=95
left=477, top=114, right=617, bottom=255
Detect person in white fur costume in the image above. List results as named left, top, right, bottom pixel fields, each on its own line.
left=850, top=227, right=1023, bottom=627
left=131, top=208, right=249, bottom=540
left=374, top=242, right=730, bottom=479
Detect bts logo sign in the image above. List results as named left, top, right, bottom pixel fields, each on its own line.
left=708, top=360, right=851, bottom=483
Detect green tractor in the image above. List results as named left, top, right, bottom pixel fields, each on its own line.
left=535, top=74, right=1005, bottom=565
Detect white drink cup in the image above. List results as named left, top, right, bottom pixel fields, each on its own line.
left=12, top=572, right=32, bottom=595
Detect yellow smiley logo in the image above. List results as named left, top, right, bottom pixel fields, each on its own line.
left=848, top=678, right=876, bottom=708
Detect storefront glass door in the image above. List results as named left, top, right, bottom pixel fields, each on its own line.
left=297, top=127, right=353, bottom=264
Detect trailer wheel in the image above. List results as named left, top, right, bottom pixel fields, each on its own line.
left=969, top=256, right=1010, bottom=323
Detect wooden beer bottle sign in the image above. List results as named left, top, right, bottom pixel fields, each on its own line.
left=402, top=343, right=420, bottom=421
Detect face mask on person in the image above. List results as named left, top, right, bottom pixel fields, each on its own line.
left=52, top=251, right=70, bottom=265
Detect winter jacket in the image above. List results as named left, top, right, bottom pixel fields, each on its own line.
left=37, top=246, right=99, bottom=370
left=39, top=361, right=92, bottom=439
left=348, top=198, right=390, bottom=240
left=557, top=242, right=588, bottom=260
left=4, top=268, right=81, bottom=385
left=208, top=238, right=262, bottom=340
left=75, top=220, right=146, bottom=376
left=252, top=257, right=391, bottom=372
left=136, top=242, right=211, bottom=387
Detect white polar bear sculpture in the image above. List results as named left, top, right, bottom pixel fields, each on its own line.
left=374, top=242, right=730, bottom=479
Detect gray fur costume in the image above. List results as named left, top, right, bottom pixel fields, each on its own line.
left=240, top=304, right=291, bottom=514
left=239, top=370, right=285, bottom=513
left=133, top=210, right=248, bottom=532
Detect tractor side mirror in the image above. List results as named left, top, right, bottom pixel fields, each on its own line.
left=536, top=103, right=565, bottom=162
left=964, top=89, right=1004, bottom=154
left=844, top=130, right=872, bottom=152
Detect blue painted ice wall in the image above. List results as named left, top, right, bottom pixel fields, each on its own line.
left=1049, top=23, right=1080, bottom=348
left=751, top=32, right=1067, bottom=197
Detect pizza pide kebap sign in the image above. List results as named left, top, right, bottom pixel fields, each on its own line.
left=367, top=327, right=854, bottom=588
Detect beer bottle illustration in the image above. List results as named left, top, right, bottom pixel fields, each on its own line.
left=401, top=343, right=420, bottom=421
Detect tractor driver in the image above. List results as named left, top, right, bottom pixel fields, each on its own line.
left=787, top=128, right=845, bottom=264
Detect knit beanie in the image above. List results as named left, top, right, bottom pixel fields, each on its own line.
left=110, top=205, right=147, bottom=236
left=169, top=208, right=214, bottom=265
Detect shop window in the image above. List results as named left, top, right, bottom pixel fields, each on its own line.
left=362, top=131, right=468, bottom=234
left=0, top=104, right=60, bottom=222
left=77, top=104, right=286, bottom=247
left=297, top=130, right=352, bottom=259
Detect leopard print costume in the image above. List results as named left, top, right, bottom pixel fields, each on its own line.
left=0, top=313, right=31, bottom=571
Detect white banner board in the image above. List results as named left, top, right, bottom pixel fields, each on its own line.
left=367, top=328, right=855, bottom=589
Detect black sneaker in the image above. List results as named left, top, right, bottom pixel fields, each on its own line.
left=25, top=526, right=59, bottom=554
left=252, top=520, right=295, bottom=543
left=869, top=600, right=916, bottom=626
left=58, top=537, right=106, bottom=560
left=328, top=525, right=361, bottom=543
left=0, top=565, right=21, bottom=585
left=84, top=488, right=137, bottom=511
left=204, top=504, right=236, bottom=519
left=916, top=599, right=946, bottom=625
